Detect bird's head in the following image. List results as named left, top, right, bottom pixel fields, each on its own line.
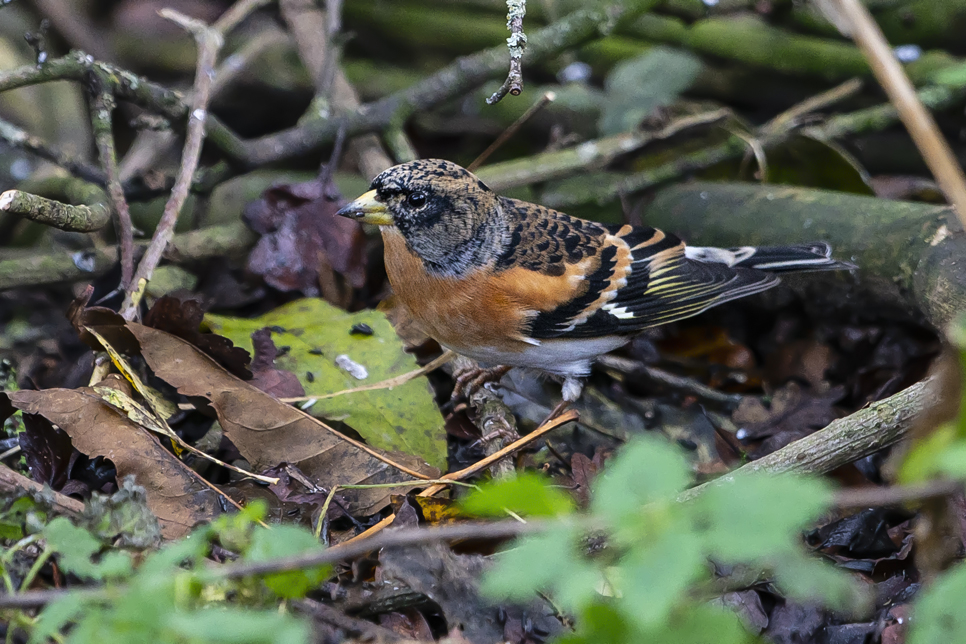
left=337, top=159, right=508, bottom=276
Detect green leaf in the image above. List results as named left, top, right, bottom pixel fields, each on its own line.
left=556, top=602, right=632, bottom=644
left=772, top=553, right=871, bottom=615
left=641, top=604, right=755, bottom=644
left=618, top=529, right=705, bottom=628
left=692, top=474, right=832, bottom=561
left=44, top=517, right=131, bottom=581
left=482, top=527, right=590, bottom=606
left=205, top=298, right=446, bottom=469
left=166, top=608, right=311, bottom=644
left=460, top=473, right=575, bottom=517
left=898, top=423, right=957, bottom=484
left=599, top=47, right=701, bottom=136
left=936, top=442, right=966, bottom=479
left=29, top=593, right=90, bottom=644
left=139, top=525, right=212, bottom=577
left=244, top=525, right=330, bottom=599
left=591, top=436, right=690, bottom=524
left=909, top=561, right=966, bottom=644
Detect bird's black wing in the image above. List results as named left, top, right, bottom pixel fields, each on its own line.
left=527, top=224, right=781, bottom=339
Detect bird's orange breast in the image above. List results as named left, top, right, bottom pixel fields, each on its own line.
left=381, top=228, right=588, bottom=352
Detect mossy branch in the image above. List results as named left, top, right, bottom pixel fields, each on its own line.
left=0, top=189, right=110, bottom=232
left=680, top=377, right=936, bottom=502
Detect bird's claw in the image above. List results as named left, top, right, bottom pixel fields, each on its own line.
left=451, top=364, right=512, bottom=402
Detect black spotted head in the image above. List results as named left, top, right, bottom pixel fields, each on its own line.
left=337, top=159, right=509, bottom=276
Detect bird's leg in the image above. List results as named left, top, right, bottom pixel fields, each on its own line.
left=451, top=363, right=513, bottom=402
left=537, top=375, right=583, bottom=425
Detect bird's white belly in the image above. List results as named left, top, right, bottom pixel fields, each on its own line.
left=446, top=335, right=630, bottom=377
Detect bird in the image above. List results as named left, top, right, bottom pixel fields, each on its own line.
left=337, top=159, right=854, bottom=403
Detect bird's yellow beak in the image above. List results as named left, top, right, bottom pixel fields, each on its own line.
left=336, top=190, right=393, bottom=226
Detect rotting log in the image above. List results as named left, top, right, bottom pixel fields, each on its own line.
left=644, top=182, right=966, bottom=331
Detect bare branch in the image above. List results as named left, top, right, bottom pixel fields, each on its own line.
left=487, top=0, right=527, bottom=105
left=0, top=115, right=105, bottom=184
left=119, top=11, right=225, bottom=319
left=89, top=70, right=135, bottom=287
left=832, top=0, right=966, bottom=227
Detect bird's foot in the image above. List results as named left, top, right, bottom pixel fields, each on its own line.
left=451, top=364, right=512, bottom=402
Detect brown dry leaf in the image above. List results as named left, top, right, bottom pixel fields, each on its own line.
left=8, top=388, right=220, bottom=539
left=243, top=175, right=366, bottom=297
left=126, top=323, right=438, bottom=515
left=144, top=295, right=252, bottom=380
left=250, top=328, right=305, bottom=399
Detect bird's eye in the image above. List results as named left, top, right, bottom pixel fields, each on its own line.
left=406, top=192, right=427, bottom=208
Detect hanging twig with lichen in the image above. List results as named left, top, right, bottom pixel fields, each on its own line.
left=487, top=0, right=526, bottom=105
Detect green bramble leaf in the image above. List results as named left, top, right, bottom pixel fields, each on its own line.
left=556, top=603, right=632, bottom=644
left=245, top=525, right=329, bottom=599
left=29, top=593, right=90, bottom=644
left=44, top=517, right=131, bottom=581
left=460, top=472, right=575, bottom=517
left=772, top=553, right=871, bottom=615
left=909, top=561, right=966, bottom=644
left=166, top=608, right=311, bottom=644
left=591, top=435, right=690, bottom=523
left=691, top=474, right=832, bottom=561
left=617, top=528, right=705, bottom=628
left=482, top=526, right=599, bottom=609
left=898, top=423, right=957, bottom=484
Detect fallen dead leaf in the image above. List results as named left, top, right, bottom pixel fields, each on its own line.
left=144, top=295, right=252, bottom=380
left=250, top=328, right=305, bottom=399
left=243, top=174, right=367, bottom=300
left=9, top=387, right=221, bottom=539
left=126, top=322, right=438, bottom=515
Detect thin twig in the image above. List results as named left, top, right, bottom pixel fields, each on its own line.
left=597, top=354, right=744, bottom=409
left=282, top=351, right=455, bottom=403
left=119, top=28, right=286, bottom=183
left=469, top=91, right=555, bottom=172
left=212, top=0, right=272, bottom=34
left=476, top=108, right=731, bottom=191
left=292, top=404, right=436, bottom=480
left=241, top=1, right=657, bottom=166
left=119, top=11, right=224, bottom=320
left=0, top=116, right=105, bottom=185
left=487, top=0, right=527, bottom=105
left=832, top=0, right=966, bottom=226
left=89, top=70, right=135, bottom=288
left=0, top=518, right=553, bottom=610
left=336, top=409, right=579, bottom=546
left=279, top=0, right=400, bottom=178
left=761, top=77, right=863, bottom=136
left=833, top=479, right=964, bottom=509
left=293, top=599, right=405, bottom=642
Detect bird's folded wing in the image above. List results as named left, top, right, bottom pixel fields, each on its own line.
left=526, top=225, right=779, bottom=340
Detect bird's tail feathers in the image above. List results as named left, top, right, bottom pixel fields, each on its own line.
left=685, top=242, right=855, bottom=273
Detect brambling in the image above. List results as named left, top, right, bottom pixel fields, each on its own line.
left=337, top=159, right=854, bottom=402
